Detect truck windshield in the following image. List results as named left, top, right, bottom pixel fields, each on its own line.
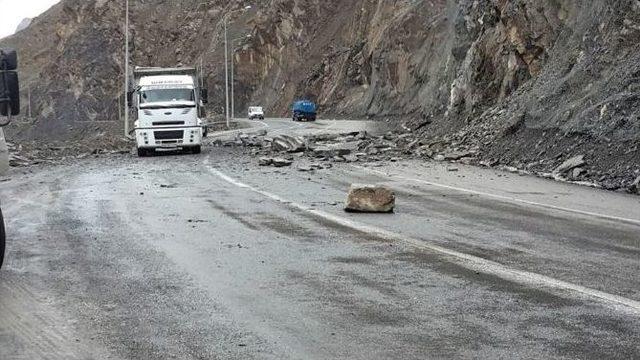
left=140, top=89, right=194, bottom=104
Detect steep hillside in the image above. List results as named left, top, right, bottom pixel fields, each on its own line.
left=1, top=0, right=639, bottom=189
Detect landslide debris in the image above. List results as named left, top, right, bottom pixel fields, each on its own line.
left=219, top=128, right=640, bottom=194
left=0, top=0, right=638, bottom=189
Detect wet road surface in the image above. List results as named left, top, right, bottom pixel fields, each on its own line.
left=1, top=119, right=639, bottom=359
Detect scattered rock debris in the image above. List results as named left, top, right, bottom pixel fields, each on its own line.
left=5, top=140, right=131, bottom=168
left=217, top=129, right=638, bottom=195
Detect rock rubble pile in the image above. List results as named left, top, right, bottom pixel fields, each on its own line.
left=217, top=129, right=640, bottom=194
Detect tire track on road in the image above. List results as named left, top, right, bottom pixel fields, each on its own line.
left=0, top=276, right=97, bottom=360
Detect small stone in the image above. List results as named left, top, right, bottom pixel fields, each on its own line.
left=258, top=157, right=273, bottom=166
left=629, top=176, right=640, bottom=194
left=554, top=155, right=586, bottom=175
left=272, top=158, right=293, bottom=167
left=572, top=167, right=585, bottom=179
left=344, top=155, right=358, bottom=163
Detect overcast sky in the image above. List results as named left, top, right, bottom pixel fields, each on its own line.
left=0, top=0, right=60, bottom=39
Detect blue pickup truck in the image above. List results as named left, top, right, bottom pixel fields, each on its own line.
left=292, top=100, right=317, bottom=122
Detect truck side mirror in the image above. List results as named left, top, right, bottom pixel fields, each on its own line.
left=201, top=88, right=208, bottom=104
left=127, top=91, right=134, bottom=108
left=0, top=48, right=20, bottom=117
left=0, top=49, right=17, bottom=71
left=0, top=72, right=20, bottom=116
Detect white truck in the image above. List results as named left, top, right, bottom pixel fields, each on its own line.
left=248, top=106, right=264, bottom=120
left=131, top=67, right=208, bottom=156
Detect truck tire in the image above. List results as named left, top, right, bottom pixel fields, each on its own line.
left=137, top=148, right=148, bottom=157
left=0, top=49, right=17, bottom=71
left=0, top=208, right=6, bottom=269
left=192, top=145, right=202, bottom=154
left=0, top=71, right=19, bottom=116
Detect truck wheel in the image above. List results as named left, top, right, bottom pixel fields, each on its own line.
left=0, top=208, right=6, bottom=269
left=137, top=148, right=147, bottom=157
left=192, top=145, right=202, bottom=154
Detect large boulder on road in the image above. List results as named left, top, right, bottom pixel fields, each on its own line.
left=345, top=184, right=395, bottom=213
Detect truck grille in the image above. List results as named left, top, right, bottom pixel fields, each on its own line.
left=154, top=130, right=184, bottom=140
left=152, top=121, right=185, bottom=126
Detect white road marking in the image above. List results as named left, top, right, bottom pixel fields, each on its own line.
left=354, top=165, right=640, bottom=226
left=204, top=163, right=640, bottom=315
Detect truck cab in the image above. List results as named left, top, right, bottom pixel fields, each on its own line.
left=132, top=67, right=207, bottom=156
left=292, top=100, right=317, bottom=122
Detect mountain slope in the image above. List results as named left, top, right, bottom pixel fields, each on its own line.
left=1, top=0, right=639, bottom=189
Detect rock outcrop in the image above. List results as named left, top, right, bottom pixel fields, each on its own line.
left=15, top=18, right=32, bottom=34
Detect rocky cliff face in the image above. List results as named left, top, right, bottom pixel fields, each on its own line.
left=1, top=0, right=639, bottom=188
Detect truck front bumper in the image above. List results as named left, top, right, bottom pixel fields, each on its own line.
left=135, top=126, right=203, bottom=149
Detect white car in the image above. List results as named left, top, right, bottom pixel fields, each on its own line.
left=248, top=106, right=264, bottom=120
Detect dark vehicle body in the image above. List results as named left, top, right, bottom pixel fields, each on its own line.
left=292, top=100, right=316, bottom=122
left=0, top=48, right=19, bottom=268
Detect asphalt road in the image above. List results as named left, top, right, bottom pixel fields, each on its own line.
left=1, top=118, right=639, bottom=359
